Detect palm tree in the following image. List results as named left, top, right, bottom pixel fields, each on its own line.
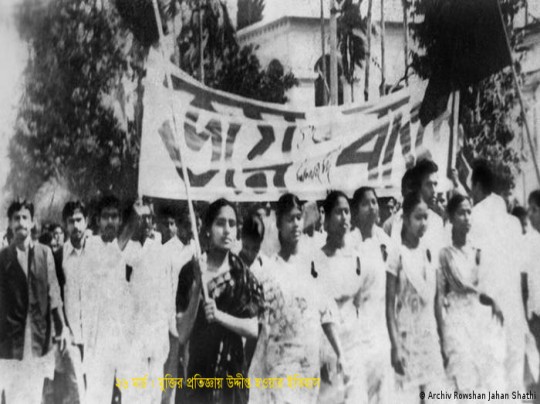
left=337, top=0, right=368, bottom=102
left=237, top=0, right=265, bottom=30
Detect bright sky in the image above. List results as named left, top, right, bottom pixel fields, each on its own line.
left=0, top=0, right=27, bottom=229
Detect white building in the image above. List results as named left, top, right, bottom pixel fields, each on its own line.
left=237, top=0, right=414, bottom=107
left=236, top=0, right=540, bottom=203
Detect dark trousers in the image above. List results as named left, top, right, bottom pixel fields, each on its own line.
left=529, top=314, right=540, bottom=404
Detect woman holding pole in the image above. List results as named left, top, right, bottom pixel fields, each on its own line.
left=175, top=198, right=263, bottom=404
left=248, top=193, right=347, bottom=404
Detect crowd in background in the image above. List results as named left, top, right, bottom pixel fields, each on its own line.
left=1, top=157, right=540, bottom=404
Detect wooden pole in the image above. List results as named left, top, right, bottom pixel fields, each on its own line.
left=496, top=0, right=540, bottom=185
left=151, top=0, right=209, bottom=301
left=448, top=91, right=460, bottom=176
left=401, top=0, right=409, bottom=86
left=380, top=0, right=386, bottom=96
left=198, top=0, right=205, bottom=84
left=329, top=0, right=339, bottom=105
left=364, top=0, right=373, bottom=101
left=321, top=0, right=329, bottom=105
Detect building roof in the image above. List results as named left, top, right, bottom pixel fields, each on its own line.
left=259, top=0, right=404, bottom=25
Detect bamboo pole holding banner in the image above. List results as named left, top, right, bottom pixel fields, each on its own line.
left=151, top=0, right=209, bottom=301
left=496, top=0, right=540, bottom=185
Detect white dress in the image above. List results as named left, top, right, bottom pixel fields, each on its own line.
left=249, top=252, right=337, bottom=404
left=386, top=242, right=446, bottom=389
left=350, top=227, right=395, bottom=404
left=438, top=244, right=506, bottom=402
left=313, top=245, right=366, bottom=404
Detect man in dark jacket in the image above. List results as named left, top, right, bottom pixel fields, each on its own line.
left=0, top=200, right=69, bottom=404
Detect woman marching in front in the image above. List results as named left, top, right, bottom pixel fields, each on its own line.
left=175, top=198, right=264, bottom=404
left=313, top=191, right=364, bottom=404
left=385, top=192, right=446, bottom=403
left=438, top=194, right=506, bottom=403
left=249, top=193, right=347, bottom=404
left=350, top=187, right=395, bottom=403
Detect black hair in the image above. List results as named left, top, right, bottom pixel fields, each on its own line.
left=447, top=194, right=470, bottom=218
left=401, top=168, right=416, bottom=197
left=529, top=190, right=540, bottom=209
left=50, top=223, right=63, bottom=232
left=96, top=194, right=121, bottom=216
left=202, top=198, right=238, bottom=233
left=276, top=193, right=303, bottom=229
left=322, top=190, right=349, bottom=221
left=402, top=192, right=425, bottom=219
left=241, top=213, right=265, bottom=244
left=511, top=206, right=527, bottom=220
left=62, top=201, right=87, bottom=222
left=7, top=200, right=34, bottom=220
left=471, top=159, right=495, bottom=194
left=157, top=205, right=181, bottom=223
left=410, top=159, right=438, bottom=194
left=38, top=231, right=53, bottom=247
left=351, top=187, right=377, bottom=212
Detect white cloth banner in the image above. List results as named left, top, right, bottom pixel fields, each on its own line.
left=139, top=49, right=452, bottom=201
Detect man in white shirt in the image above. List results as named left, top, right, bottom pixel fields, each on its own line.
left=122, top=204, right=175, bottom=404
left=0, top=200, right=69, bottom=404
left=158, top=207, right=194, bottom=404
left=84, top=195, right=134, bottom=404
left=525, top=190, right=540, bottom=386
left=48, top=201, right=92, bottom=404
left=470, top=160, right=528, bottom=393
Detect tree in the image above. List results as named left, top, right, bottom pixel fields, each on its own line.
left=9, top=0, right=296, bottom=207
left=336, top=0, right=368, bottom=101
left=9, top=0, right=141, bottom=202
left=173, top=0, right=297, bottom=103
left=237, top=0, right=265, bottom=30
left=409, top=0, right=525, bottom=191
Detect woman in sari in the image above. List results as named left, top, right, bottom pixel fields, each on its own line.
left=313, top=191, right=364, bottom=404
left=349, top=187, right=395, bottom=403
left=385, top=192, right=446, bottom=403
left=175, top=198, right=264, bottom=404
left=249, top=193, right=347, bottom=404
left=438, top=194, right=505, bottom=402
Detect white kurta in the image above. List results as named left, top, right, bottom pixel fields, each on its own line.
left=470, top=193, right=527, bottom=392
left=84, top=236, right=131, bottom=404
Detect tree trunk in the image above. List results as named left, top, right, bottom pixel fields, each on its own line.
left=401, top=0, right=409, bottom=86
left=330, top=0, right=339, bottom=105
left=364, top=0, right=373, bottom=101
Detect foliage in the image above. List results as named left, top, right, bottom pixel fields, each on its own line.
left=237, top=0, right=265, bottom=30
left=211, top=47, right=298, bottom=103
left=409, top=0, right=526, bottom=190
left=9, top=0, right=296, bottom=205
left=10, top=0, right=141, bottom=202
left=175, top=0, right=297, bottom=103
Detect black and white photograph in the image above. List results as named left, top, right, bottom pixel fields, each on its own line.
left=1, top=0, right=540, bottom=403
